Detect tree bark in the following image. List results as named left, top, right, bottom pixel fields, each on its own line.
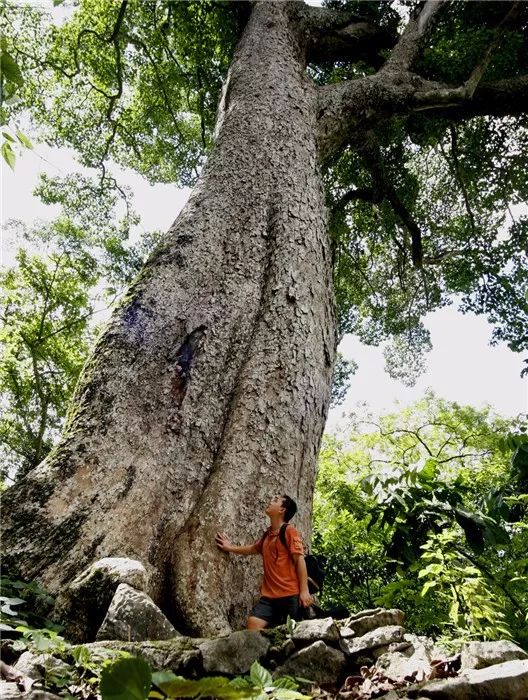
left=1, top=1, right=336, bottom=636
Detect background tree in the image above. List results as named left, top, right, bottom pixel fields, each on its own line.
left=0, top=174, right=160, bottom=480
left=1, top=0, right=527, bottom=636
left=313, top=397, right=528, bottom=646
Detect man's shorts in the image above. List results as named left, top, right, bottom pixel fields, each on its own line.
left=250, top=595, right=299, bottom=626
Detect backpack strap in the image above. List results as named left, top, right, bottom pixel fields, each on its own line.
left=279, top=522, right=290, bottom=550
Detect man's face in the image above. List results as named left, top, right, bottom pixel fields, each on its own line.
left=265, top=494, right=285, bottom=518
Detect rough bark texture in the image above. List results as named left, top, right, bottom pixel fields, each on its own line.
left=1, top=2, right=336, bottom=636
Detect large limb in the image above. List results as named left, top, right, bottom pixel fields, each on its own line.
left=297, top=4, right=394, bottom=67
left=381, top=0, right=446, bottom=74
left=413, top=74, right=528, bottom=119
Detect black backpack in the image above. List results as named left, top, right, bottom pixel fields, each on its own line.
left=275, top=523, right=326, bottom=595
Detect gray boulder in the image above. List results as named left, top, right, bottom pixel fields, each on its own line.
left=96, top=583, right=179, bottom=642
left=54, top=557, right=148, bottom=642
left=340, top=609, right=405, bottom=638
left=292, top=618, right=339, bottom=644
left=199, top=630, right=270, bottom=675
left=461, top=640, right=528, bottom=670
left=85, top=638, right=202, bottom=675
left=14, top=652, right=71, bottom=683
left=275, top=640, right=345, bottom=685
left=0, top=683, right=62, bottom=700
left=340, top=625, right=405, bottom=657
left=376, top=636, right=435, bottom=682
left=408, top=659, right=528, bottom=699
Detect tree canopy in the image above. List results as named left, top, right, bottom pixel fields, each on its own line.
left=2, top=0, right=527, bottom=383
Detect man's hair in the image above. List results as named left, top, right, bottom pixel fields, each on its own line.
left=281, top=495, right=297, bottom=522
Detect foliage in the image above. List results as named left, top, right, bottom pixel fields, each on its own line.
left=313, top=397, right=528, bottom=644
left=2, top=0, right=527, bottom=381
left=0, top=576, right=56, bottom=634
left=0, top=175, right=162, bottom=479
left=98, top=658, right=309, bottom=700
left=0, top=35, right=33, bottom=168
left=330, top=353, right=358, bottom=408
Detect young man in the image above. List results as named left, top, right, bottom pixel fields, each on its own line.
left=215, top=494, right=313, bottom=629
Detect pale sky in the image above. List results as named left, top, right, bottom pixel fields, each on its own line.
left=2, top=143, right=527, bottom=428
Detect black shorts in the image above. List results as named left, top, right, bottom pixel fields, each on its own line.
left=250, top=595, right=299, bottom=626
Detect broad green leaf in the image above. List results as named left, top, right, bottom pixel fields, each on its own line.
left=2, top=141, right=15, bottom=169
left=158, top=676, right=249, bottom=699
left=100, top=657, right=151, bottom=700
left=272, top=690, right=311, bottom=700
left=16, top=131, right=33, bottom=149
left=420, top=580, right=438, bottom=596
left=0, top=51, right=24, bottom=87
left=250, top=661, right=273, bottom=689
left=151, top=670, right=178, bottom=687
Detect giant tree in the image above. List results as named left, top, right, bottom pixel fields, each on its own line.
left=2, top=0, right=527, bottom=636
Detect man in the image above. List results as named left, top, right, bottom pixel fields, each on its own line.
left=215, top=494, right=314, bottom=629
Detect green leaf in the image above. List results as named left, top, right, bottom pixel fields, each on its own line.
left=0, top=51, right=24, bottom=87
left=2, top=132, right=15, bottom=142
left=512, top=444, right=528, bottom=480
left=0, top=622, right=16, bottom=631
left=420, top=580, right=438, bottom=596
left=250, top=661, right=273, bottom=689
left=151, top=670, right=178, bottom=687
left=71, top=645, right=90, bottom=667
left=2, top=141, right=15, bottom=170
left=100, top=657, right=151, bottom=700
left=272, top=690, right=311, bottom=700
left=157, top=676, right=249, bottom=699
left=16, top=131, right=33, bottom=149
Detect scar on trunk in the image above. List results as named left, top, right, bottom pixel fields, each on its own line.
left=170, top=325, right=207, bottom=405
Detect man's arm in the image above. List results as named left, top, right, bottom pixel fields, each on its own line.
left=293, top=553, right=313, bottom=607
left=215, top=532, right=259, bottom=555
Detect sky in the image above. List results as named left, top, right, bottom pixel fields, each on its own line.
left=2, top=141, right=526, bottom=432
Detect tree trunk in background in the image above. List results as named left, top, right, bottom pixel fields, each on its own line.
left=1, top=2, right=336, bottom=635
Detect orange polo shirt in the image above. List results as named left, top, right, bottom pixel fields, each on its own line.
left=254, top=525, right=304, bottom=598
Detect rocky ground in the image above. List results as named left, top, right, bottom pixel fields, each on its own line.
left=1, top=558, right=527, bottom=699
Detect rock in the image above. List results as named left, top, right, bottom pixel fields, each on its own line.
left=292, top=617, right=339, bottom=644
left=54, top=557, right=148, bottom=642
left=14, top=652, right=71, bottom=683
left=96, top=584, right=179, bottom=642
left=199, top=631, right=270, bottom=675
left=340, top=626, right=405, bottom=657
left=340, top=609, right=405, bottom=638
left=0, top=683, right=62, bottom=700
left=280, top=639, right=296, bottom=658
left=275, top=640, right=345, bottom=685
left=86, top=638, right=202, bottom=675
left=461, top=640, right=528, bottom=670
left=0, top=683, right=25, bottom=700
left=407, top=659, right=528, bottom=699
left=377, top=634, right=436, bottom=682
left=347, top=607, right=383, bottom=621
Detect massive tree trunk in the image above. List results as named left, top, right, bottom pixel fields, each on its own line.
left=1, top=2, right=336, bottom=635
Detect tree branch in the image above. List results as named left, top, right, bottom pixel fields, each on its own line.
left=412, top=74, right=528, bottom=118
left=462, top=2, right=522, bottom=100
left=333, top=187, right=382, bottom=210
left=298, top=4, right=393, bottom=67
left=357, top=132, right=424, bottom=268
left=382, top=0, right=446, bottom=74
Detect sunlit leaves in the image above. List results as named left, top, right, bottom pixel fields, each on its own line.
left=4, top=0, right=238, bottom=183
left=315, top=397, right=527, bottom=640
